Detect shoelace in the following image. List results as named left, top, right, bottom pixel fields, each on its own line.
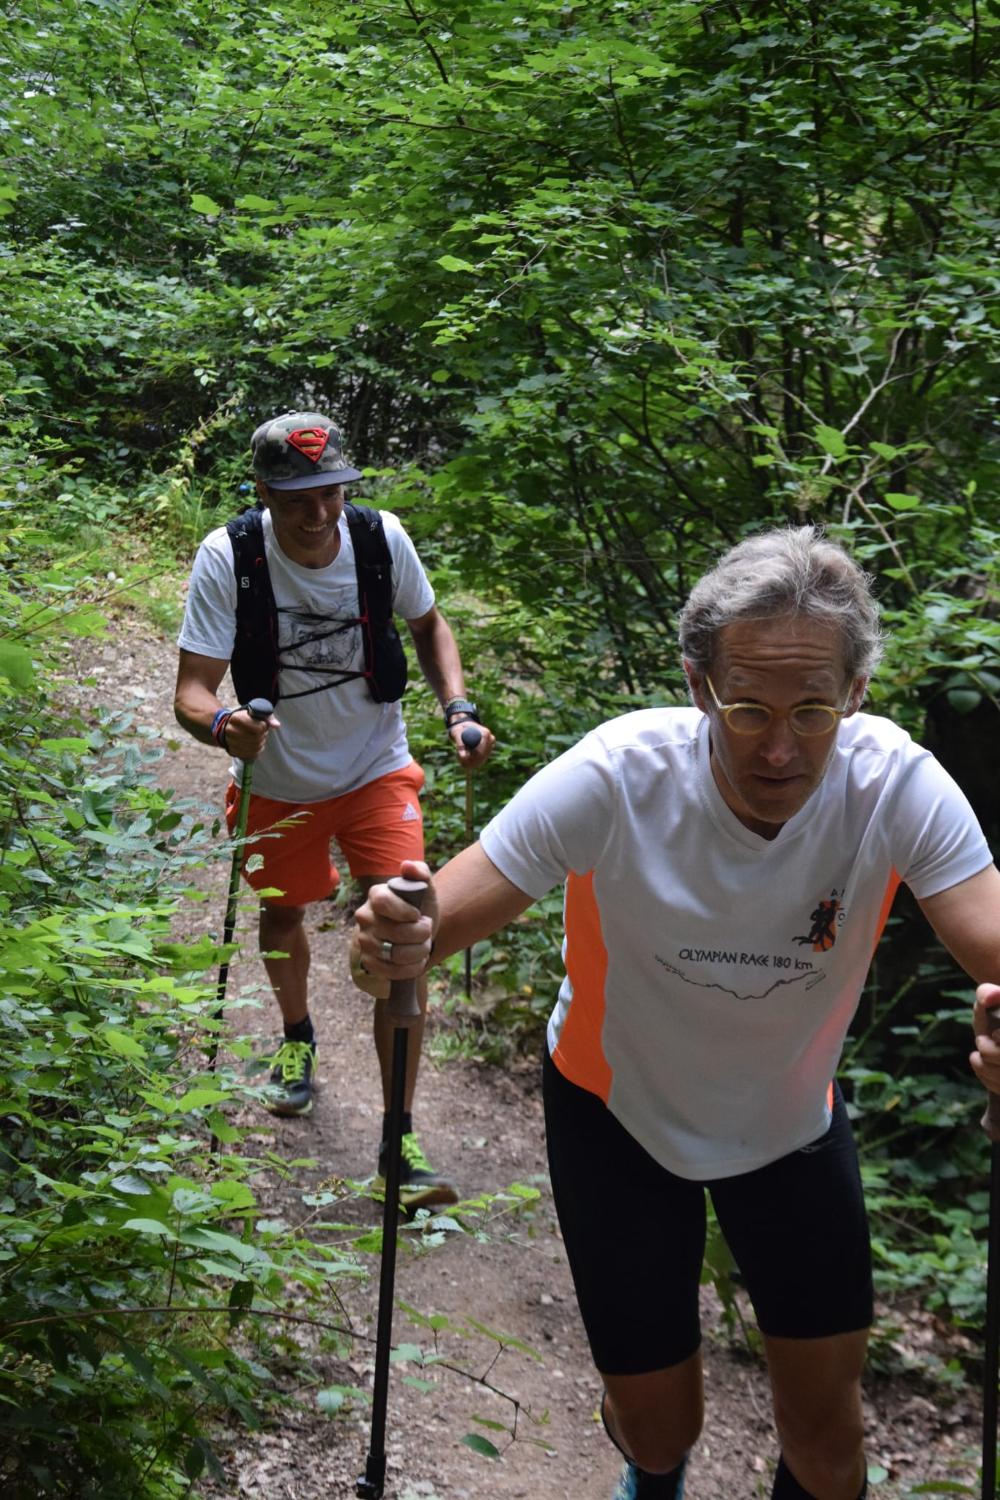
left=400, top=1133, right=432, bottom=1172
left=271, top=1041, right=312, bottom=1083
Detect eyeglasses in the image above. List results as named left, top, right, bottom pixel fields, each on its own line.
left=705, top=676, right=851, bottom=737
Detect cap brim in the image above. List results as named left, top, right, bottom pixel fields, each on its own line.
left=263, top=467, right=362, bottom=490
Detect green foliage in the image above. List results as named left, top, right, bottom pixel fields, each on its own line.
left=905, top=1482, right=978, bottom=1496
left=6, top=1, right=998, bottom=682
left=841, top=990, right=990, bottom=1340
left=2, top=0, right=999, bottom=1429
left=0, top=520, right=369, bottom=1495
left=0, top=496, right=559, bottom=1490
left=5, top=0, right=998, bottom=759
left=426, top=889, right=566, bottom=1066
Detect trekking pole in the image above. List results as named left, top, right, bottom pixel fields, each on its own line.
left=357, top=876, right=428, bottom=1500
left=460, top=725, right=482, bottom=1001
left=207, top=699, right=273, bottom=1146
left=983, top=1088, right=1000, bottom=1500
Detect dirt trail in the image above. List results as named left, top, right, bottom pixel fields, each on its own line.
left=77, top=614, right=983, bottom=1498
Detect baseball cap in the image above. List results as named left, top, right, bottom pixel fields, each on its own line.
left=251, top=411, right=362, bottom=490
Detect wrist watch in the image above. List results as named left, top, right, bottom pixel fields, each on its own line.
left=443, top=697, right=480, bottom=730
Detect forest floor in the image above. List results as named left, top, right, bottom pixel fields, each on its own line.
left=75, top=609, right=985, bottom=1499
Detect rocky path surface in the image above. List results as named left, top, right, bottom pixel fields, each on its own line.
left=76, top=613, right=983, bottom=1498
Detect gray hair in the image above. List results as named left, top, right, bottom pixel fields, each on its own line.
left=678, top=526, right=884, bottom=679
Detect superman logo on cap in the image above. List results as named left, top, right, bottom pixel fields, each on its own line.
left=286, top=427, right=330, bottom=463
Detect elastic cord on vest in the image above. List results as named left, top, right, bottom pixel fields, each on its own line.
left=225, top=503, right=407, bottom=707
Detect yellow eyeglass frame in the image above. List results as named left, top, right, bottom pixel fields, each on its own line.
left=704, top=676, right=851, bottom=737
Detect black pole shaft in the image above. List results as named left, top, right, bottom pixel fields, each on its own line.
left=209, top=698, right=274, bottom=1061
left=464, top=771, right=474, bottom=1000
left=460, top=726, right=480, bottom=1004
left=207, top=698, right=272, bottom=1154
left=358, top=1023, right=409, bottom=1500
left=984, top=1141, right=1000, bottom=1500
left=209, top=759, right=255, bottom=1065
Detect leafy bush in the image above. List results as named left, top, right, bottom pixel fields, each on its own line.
left=0, top=527, right=367, bottom=1496
left=843, top=990, right=989, bottom=1339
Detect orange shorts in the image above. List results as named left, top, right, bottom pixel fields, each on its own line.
left=224, top=761, right=425, bottom=908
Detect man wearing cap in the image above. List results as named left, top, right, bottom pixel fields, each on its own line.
left=174, top=411, right=494, bottom=1207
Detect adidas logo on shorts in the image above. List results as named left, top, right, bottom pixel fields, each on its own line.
left=401, top=802, right=421, bottom=823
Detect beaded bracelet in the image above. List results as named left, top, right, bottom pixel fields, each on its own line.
left=210, top=707, right=233, bottom=749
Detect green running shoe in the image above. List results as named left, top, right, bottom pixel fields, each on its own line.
left=375, top=1132, right=459, bottom=1210
left=265, top=1040, right=317, bottom=1116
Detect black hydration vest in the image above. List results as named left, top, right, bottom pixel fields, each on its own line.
left=224, top=502, right=409, bottom=707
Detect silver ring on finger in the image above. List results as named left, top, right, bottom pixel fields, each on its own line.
left=380, top=940, right=393, bottom=964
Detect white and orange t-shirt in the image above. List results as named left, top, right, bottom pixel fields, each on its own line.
left=479, top=709, right=991, bottom=1181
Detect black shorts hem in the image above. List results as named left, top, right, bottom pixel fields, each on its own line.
left=543, top=1048, right=873, bottom=1372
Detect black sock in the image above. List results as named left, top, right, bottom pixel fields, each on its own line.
left=772, top=1457, right=812, bottom=1498
left=382, top=1111, right=412, bottom=1143
left=634, top=1460, right=686, bottom=1496
left=616, top=1457, right=686, bottom=1497
left=283, top=1015, right=315, bottom=1046
left=771, top=1455, right=867, bottom=1499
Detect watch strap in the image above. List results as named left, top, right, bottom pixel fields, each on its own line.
left=443, top=697, right=479, bottom=727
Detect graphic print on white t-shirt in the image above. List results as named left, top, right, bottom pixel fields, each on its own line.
left=277, top=582, right=363, bottom=683
left=654, top=880, right=849, bottom=1001
left=792, top=887, right=845, bottom=951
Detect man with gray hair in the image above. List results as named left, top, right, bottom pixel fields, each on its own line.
left=354, top=526, right=1000, bottom=1499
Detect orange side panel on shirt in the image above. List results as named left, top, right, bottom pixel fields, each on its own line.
left=826, top=868, right=902, bottom=1112
left=551, top=870, right=613, bottom=1104
left=871, top=868, right=902, bottom=954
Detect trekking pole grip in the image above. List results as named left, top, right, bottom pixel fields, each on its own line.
left=245, top=697, right=274, bottom=722
left=386, top=877, right=427, bottom=1025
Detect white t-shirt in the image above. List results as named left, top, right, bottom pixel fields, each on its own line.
left=479, top=709, right=992, bottom=1181
left=177, top=507, right=435, bottom=803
